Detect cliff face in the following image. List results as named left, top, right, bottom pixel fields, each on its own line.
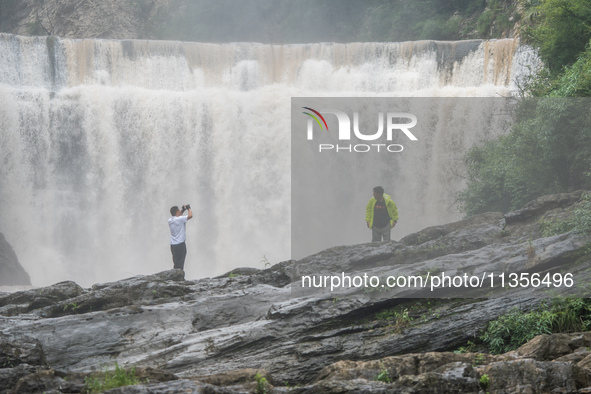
left=0, top=0, right=170, bottom=39
left=1, top=191, right=591, bottom=393
left=0, top=233, right=30, bottom=286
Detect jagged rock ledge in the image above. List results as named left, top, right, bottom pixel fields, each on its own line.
left=0, top=233, right=31, bottom=287
left=4, top=332, right=591, bottom=393
left=1, top=190, right=590, bottom=393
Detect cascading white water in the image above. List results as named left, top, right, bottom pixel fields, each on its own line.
left=0, top=33, right=538, bottom=287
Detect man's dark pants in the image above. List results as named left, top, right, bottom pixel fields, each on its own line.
left=171, top=242, right=187, bottom=270
left=372, top=224, right=391, bottom=242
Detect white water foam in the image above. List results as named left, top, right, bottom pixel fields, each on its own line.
left=0, top=34, right=539, bottom=287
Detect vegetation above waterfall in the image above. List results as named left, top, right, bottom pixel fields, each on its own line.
left=151, top=0, right=519, bottom=43
left=0, top=0, right=520, bottom=42
left=458, top=0, right=591, bottom=216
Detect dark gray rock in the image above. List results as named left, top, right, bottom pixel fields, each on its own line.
left=314, top=352, right=503, bottom=382
left=0, top=233, right=30, bottom=286
left=0, top=280, right=542, bottom=385
left=0, top=270, right=189, bottom=318
left=301, top=334, right=591, bottom=393
left=481, top=359, right=584, bottom=393
left=0, top=333, right=47, bottom=368
left=0, top=364, right=38, bottom=393
left=0, top=0, right=170, bottom=39
left=504, top=190, right=586, bottom=224
left=1, top=366, right=178, bottom=394
left=11, top=368, right=85, bottom=394
left=0, top=280, right=84, bottom=316
left=0, top=191, right=590, bottom=393
left=103, top=380, right=237, bottom=394
left=508, top=332, right=591, bottom=361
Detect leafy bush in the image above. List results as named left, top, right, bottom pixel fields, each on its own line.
left=458, top=99, right=591, bottom=216
left=572, top=193, right=591, bottom=235
left=416, top=18, right=445, bottom=40
left=376, top=366, right=392, bottom=383
left=375, top=307, right=412, bottom=327
left=476, top=9, right=494, bottom=36
left=464, top=0, right=486, bottom=16
left=454, top=340, right=477, bottom=353
left=537, top=192, right=591, bottom=237
left=443, top=15, right=462, bottom=39
left=521, top=0, right=591, bottom=72
left=481, top=307, right=555, bottom=354
left=84, top=363, right=141, bottom=393
left=481, top=299, right=591, bottom=354
left=538, top=217, right=575, bottom=237
left=525, top=42, right=591, bottom=98
left=495, top=13, right=512, bottom=31
left=551, top=298, right=591, bottom=333
left=254, top=373, right=269, bottom=394
left=479, top=374, right=490, bottom=390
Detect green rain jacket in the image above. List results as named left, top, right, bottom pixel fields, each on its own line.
left=366, top=194, right=399, bottom=228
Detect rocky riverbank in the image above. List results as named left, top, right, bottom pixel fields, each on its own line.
left=1, top=190, right=591, bottom=393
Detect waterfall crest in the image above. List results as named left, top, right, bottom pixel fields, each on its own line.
left=1, top=34, right=536, bottom=93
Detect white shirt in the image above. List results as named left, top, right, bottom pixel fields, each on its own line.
left=168, top=215, right=188, bottom=245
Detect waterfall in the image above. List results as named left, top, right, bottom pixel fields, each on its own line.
left=0, top=33, right=538, bottom=287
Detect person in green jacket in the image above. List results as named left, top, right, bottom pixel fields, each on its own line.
left=366, top=186, right=398, bottom=242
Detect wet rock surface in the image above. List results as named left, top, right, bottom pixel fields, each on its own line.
left=0, top=233, right=30, bottom=286
left=1, top=191, right=591, bottom=392
left=0, top=0, right=171, bottom=39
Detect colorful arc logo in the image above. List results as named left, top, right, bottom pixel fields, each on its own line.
left=302, top=107, right=329, bottom=131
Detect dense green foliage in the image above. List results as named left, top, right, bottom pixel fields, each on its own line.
left=522, top=0, right=591, bottom=73
left=458, top=0, right=591, bottom=217
left=458, top=99, right=591, bottom=215
left=538, top=193, right=591, bottom=236
left=0, top=0, right=519, bottom=42
left=573, top=193, right=591, bottom=235
left=525, top=46, right=591, bottom=97
left=0, top=0, right=518, bottom=43
left=137, top=0, right=516, bottom=43
left=481, top=299, right=591, bottom=354
left=482, top=307, right=555, bottom=354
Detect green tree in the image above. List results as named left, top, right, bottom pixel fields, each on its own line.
left=546, top=44, right=591, bottom=97
left=522, top=0, right=591, bottom=72
left=458, top=98, right=591, bottom=216
left=458, top=0, right=591, bottom=216
left=144, top=0, right=509, bottom=43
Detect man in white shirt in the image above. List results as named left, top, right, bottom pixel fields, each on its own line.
left=168, top=204, right=193, bottom=270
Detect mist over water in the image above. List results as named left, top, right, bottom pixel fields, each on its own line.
left=0, top=33, right=537, bottom=287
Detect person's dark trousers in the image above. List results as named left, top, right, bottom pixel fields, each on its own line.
left=372, top=224, right=391, bottom=242
left=170, top=242, right=187, bottom=270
